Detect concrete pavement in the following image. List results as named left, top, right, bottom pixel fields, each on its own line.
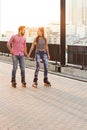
left=0, top=62, right=87, bottom=130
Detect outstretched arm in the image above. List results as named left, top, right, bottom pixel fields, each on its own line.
left=28, top=39, right=36, bottom=58
left=24, top=46, right=28, bottom=57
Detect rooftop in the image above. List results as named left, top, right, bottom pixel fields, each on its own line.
left=0, top=61, right=87, bottom=130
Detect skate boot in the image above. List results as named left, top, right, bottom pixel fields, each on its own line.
left=21, top=77, right=26, bottom=88
left=11, top=77, right=16, bottom=88
left=32, top=78, right=38, bottom=88
left=44, top=77, right=51, bottom=87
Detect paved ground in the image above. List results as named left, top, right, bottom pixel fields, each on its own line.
left=0, top=61, right=87, bottom=130
left=0, top=54, right=87, bottom=82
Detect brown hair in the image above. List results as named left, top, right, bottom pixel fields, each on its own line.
left=18, top=26, right=25, bottom=32
left=36, top=27, right=46, bottom=43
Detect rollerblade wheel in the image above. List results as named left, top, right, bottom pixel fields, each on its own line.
left=22, top=83, right=26, bottom=88
left=44, top=83, right=51, bottom=87
left=12, top=83, right=16, bottom=88
left=32, top=83, right=37, bottom=88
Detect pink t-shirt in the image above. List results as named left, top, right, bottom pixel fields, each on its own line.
left=7, top=34, right=26, bottom=56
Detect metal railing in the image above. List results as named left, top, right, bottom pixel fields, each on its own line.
left=0, top=41, right=60, bottom=63
left=1, top=41, right=87, bottom=70
left=67, top=45, right=87, bottom=69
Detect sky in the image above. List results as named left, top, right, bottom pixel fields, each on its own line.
left=1, top=0, right=60, bottom=33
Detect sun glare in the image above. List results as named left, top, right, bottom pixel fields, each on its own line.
left=1, top=0, right=60, bottom=33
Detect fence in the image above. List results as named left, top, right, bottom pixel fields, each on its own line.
left=67, top=45, right=87, bottom=69
left=1, top=41, right=87, bottom=70
left=0, top=41, right=60, bottom=63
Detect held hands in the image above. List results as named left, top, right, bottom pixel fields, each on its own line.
left=26, top=53, right=30, bottom=59
left=25, top=53, right=29, bottom=58
left=24, top=51, right=30, bottom=58
left=26, top=54, right=29, bottom=58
